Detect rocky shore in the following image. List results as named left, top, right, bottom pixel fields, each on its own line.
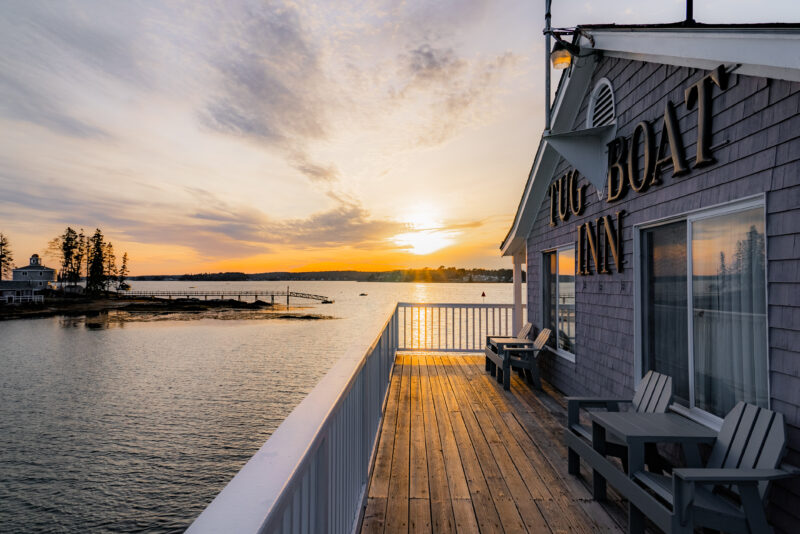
left=0, top=297, right=332, bottom=322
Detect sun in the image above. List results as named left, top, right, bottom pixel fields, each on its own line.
left=393, top=229, right=457, bottom=255
left=391, top=204, right=458, bottom=255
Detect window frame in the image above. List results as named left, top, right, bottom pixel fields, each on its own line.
left=541, top=243, right=577, bottom=363
left=633, top=195, right=769, bottom=430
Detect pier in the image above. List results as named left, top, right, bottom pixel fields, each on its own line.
left=117, top=290, right=333, bottom=304
left=188, top=303, right=628, bottom=534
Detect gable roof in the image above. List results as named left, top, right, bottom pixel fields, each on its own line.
left=500, top=23, right=800, bottom=256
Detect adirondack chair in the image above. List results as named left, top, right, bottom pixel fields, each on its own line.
left=485, top=327, right=551, bottom=390
left=627, top=402, right=797, bottom=534
left=485, top=322, right=533, bottom=352
left=565, top=370, right=673, bottom=477
left=484, top=322, right=533, bottom=373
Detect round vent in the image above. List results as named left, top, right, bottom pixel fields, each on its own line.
left=586, top=78, right=615, bottom=128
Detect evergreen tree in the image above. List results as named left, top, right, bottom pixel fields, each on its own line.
left=61, top=227, right=79, bottom=289
left=0, top=232, right=14, bottom=279
left=75, top=229, right=87, bottom=287
left=117, top=253, right=130, bottom=291
left=103, top=242, right=117, bottom=291
left=86, top=229, right=106, bottom=294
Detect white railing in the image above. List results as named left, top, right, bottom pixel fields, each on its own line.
left=188, top=301, right=523, bottom=533
left=395, top=302, right=526, bottom=352
left=188, top=304, right=398, bottom=534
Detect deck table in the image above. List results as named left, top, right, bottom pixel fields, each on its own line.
left=589, top=411, right=717, bottom=532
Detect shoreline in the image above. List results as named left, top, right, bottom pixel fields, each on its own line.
left=0, top=297, right=331, bottom=322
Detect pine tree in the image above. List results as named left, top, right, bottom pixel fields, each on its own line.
left=75, top=229, right=87, bottom=288
left=117, top=253, right=130, bottom=291
left=103, top=242, right=117, bottom=291
left=0, top=232, right=14, bottom=279
left=86, top=229, right=106, bottom=294
left=61, top=227, right=79, bottom=289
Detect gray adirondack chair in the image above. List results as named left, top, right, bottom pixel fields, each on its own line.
left=485, top=327, right=551, bottom=390
left=485, top=322, right=533, bottom=352
left=565, top=370, right=673, bottom=476
left=484, top=322, right=532, bottom=374
left=628, top=402, right=797, bottom=534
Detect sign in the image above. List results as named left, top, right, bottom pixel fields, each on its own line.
left=547, top=65, right=730, bottom=276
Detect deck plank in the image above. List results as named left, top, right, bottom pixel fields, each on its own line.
left=360, top=354, right=624, bottom=534
left=384, top=355, right=411, bottom=533
left=419, top=356, right=457, bottom=534
left=430, top=355, right=504, bottom=533
left=362, top=349, right=405, bottom=533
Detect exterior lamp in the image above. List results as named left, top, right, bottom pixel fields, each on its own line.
left=550, top=39, right=579, bottom=70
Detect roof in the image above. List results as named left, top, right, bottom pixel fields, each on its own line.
left=500, top=22, right=800, bottom=256
left=13, top=265, right=55, bottom=271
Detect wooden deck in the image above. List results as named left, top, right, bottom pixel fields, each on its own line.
left=360, top=354, right=626, bottom=534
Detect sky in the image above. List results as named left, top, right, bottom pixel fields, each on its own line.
left=1, top=1, right=798, bottom=275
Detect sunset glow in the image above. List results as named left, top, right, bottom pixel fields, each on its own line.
left=1, top=1, right=796, bottom=275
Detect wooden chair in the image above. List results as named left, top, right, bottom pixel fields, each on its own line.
left=485, top=327, right=551, bottom=390
left=485, top=322, right=533, bottom=350
left=627, top=402, right=798, bottom=534
left=565, top=370, right=673, bottom=476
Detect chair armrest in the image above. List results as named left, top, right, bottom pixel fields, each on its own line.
left=674, top=468, right=796, bottom=483
left=566, top=398, right=631, bottom=427
left=494, top=340, right=534, bottom=349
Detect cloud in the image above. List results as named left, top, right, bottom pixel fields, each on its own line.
left=0, top=1, right=148, bottom=138
left=394, top=43, right=519, bottom=145
left=0, top=72, right=110, bottom=139
left=198, top=3, right=328, bottom=147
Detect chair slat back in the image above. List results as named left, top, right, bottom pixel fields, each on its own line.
left=533, top=328, right=551, bottom=350
left=632, top=371, right=673, bottom=413
left=707, top=402, right=786, bottom=499
left=516, top=322, right=533, bottom=341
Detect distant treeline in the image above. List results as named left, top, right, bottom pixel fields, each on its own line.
left=131, top=267, right=523, bottom=283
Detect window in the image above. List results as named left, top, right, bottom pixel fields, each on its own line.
left=639, top=200, right=768, bottom=421
left=543, top=246, right=576, bottom=356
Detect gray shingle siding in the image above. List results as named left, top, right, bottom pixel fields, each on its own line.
left=526, top=57, right=800, bottom=532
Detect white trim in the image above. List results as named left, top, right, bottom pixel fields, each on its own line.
left=501, top=53, right=598, bottom=257
left=633, top=195, right=770, bottom=424
left=580, top=28, right=800, bottom=83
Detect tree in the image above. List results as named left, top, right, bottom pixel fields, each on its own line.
left=75, top=229, right=87, bottom=287
left=103, top=242, right=117, bottom=291
left=0, top=232, right=14, bottom=279
left=86, top=229, right=107, bottom=294
left=117, top=253, right=130, bottom=291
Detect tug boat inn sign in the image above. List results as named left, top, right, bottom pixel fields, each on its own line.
left=548, top=65, right=730, bottom=276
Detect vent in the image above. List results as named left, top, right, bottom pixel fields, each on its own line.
left=587, top=79, right=615, bottom=128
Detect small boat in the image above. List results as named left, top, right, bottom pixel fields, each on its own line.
left=359, top=293, right=368, bottom=296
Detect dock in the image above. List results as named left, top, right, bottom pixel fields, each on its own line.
left=188, top=303, right=630, bottom=534
left=118, top=290, right=333, bottom=304
left=361, top=354, right=624, bottom=533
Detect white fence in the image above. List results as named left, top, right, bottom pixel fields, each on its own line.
left=188, top=301, right=523, bottom=533
left=396, top=302, right=525, bottom=352
left=188, top=305, right=399, bottom=534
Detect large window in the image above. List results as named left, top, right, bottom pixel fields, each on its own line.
left=543, top=246, right=576, bottom=355
left=639, top=200, right=768, bottom=421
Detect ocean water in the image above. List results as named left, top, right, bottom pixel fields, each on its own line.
left=0, top=281, right=519, bottom=533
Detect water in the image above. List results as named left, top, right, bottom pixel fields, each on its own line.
left=0, top=281, right=518, bottom=533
